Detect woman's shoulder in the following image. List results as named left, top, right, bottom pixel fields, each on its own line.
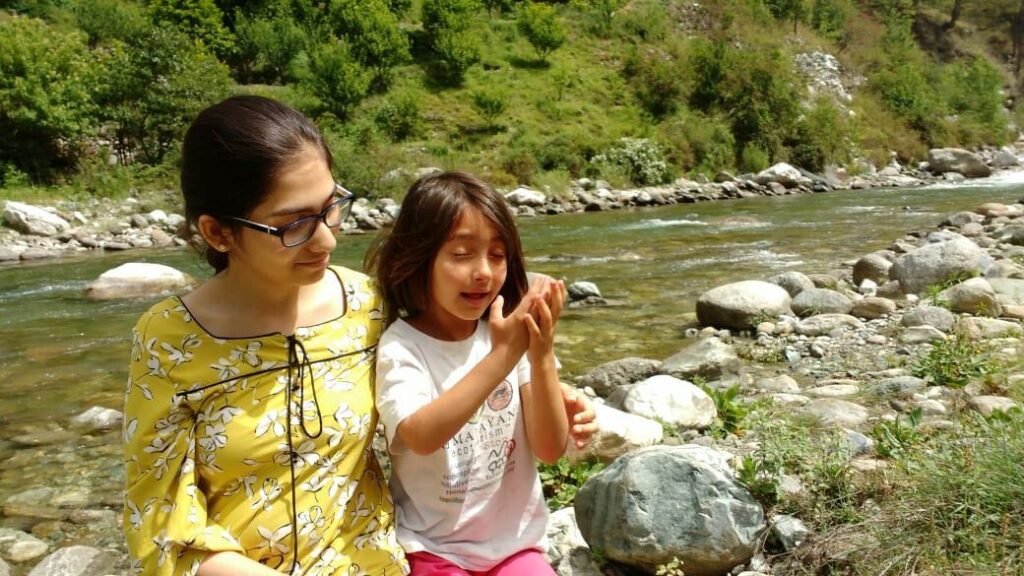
left=132, top=296, right=194, bottom=337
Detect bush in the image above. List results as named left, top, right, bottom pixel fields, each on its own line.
left=471, top=86, right=508, bottom=129
left=328, top=0, right=410, bottom=88
left=911, top=326, right=990, bottom=388
left=96, top=26, right=232, bottom=165
left=374, top=90, right=422, bottom=141
left=788, top=97, right=851, bottom=172
left=740, top=144, right=770, bottom=173
left=233, top=11, right=308, bottom=84
left=516, top=1, right=566, bottom=61
left=0, top=15, right=99, bottom=182
left=943, top=58, right=1011, bottom=146
left=613, top=0, right=668, bottom=41
left=592, top=137, right=670, bottom=186
left=622, top=45, right=685, bottom=118
left=148, top=0, right=235, bottom=58
left=303, top=40, right=372, bottom=118
left=571, top=0, right=625, bottom=38
left=538, top=457, right=605, bottom=510
left=659, top=110, right=735, bottom=175
left=534, top=131, right=599, bottom=175
left=809, top=0, right=850, bottom=45
left=70, top=0, right=148, bottom=47
left=422, top=0, right=482, bottom=85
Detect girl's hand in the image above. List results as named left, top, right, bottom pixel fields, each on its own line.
left=488, top=281, right=544, bottom=360
left=524, top=279, right=564, bottom=363
left=562, top=385, right=598, bottom=449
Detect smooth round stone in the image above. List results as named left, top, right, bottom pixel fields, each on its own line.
left=6, top=539, right=48, bottom=562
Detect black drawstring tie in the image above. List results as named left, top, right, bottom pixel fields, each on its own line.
left=285, top=334, right=323, bottom=575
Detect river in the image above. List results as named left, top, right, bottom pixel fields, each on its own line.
left=1, top=172, right=1024, bottom=570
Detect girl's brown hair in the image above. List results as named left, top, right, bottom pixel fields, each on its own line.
left=365, top=171, right=528, bottom=322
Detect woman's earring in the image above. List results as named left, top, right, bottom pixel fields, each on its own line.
left=218, top=245, right=228, bottom=252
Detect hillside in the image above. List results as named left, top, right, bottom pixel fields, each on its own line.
left=0, top=0, right=1020, bottom=201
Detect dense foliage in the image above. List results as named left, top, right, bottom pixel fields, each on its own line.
left=0, top=0, right=1019, bottom=195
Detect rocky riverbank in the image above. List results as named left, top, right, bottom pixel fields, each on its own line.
left=2, top=145, right=1022, bottom=265
left=3, top=161, right=1024, bottom=576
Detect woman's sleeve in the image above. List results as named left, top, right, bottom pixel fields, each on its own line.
left=122, top=312, right=245, bottom=576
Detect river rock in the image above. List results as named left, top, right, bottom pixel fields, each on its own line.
left=874, top=376, right=928, bottom=397
left=546, top=508, right=601, bottom=576
left=791, top=288, right=853, bottom=317
left=853, top=253, right=892, bottom=286
left=755, top=374, right=801, bottom=393
left=942, top=211, right=985, bottom=227
left=505, top=187, right=547, bottom=207
left=577, top=404, right=663, bottom=463
left=991, top=147, right=1020, bottom=168
left=927, top=148, right=992, bottom=178
left=576, top=358, right=662, bottom=398
left=0, top=556, right=8, bottom=576
left=19, top=248, right=58, bottom=261
left=902, top=305, right=955, bottom=332
left=889, top=238, right=994, bottom=295
left=850, top=297, right=897, bottom=319
left=802, top=398, right=870, bottom=428
left=2, top=202, right=70, bottom=236
left=988, top=278, right=1024, bottom=305
left=967, top=395, right=1020, bottom=416
left=770, top=271, right=815, bottom=297
left=25, top=546, right=112, bottom=576
left=962, top=317, right=1024, bottom=339
left=567, top=281, right=601, bottom=301
left=900, top=325, right=948, bottom=343
left=771, top=514, right=810, bottom=551
left=938, top=277, right=1001, bottom=316
left=661, top=337, right=741, bottom=380
left=623, top=375, right=716, bottom=429
left=754, top=163, right=811, bottom=188
left=575, top=445, right=765, bottom=576
left=696, top=281, right=793, bottom=329
left=6, top=537, right=48, bottom=563
left=795, top=314, right=863, bottom=336
left=84, top=262, right=196, bottom=300
left=70, top=407, right=123, bottom=431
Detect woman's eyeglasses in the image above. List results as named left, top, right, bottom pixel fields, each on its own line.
left=226, top=184, right=355, bottom=248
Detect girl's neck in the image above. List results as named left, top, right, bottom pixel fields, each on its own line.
left=183, top=266, right=343, bottom=338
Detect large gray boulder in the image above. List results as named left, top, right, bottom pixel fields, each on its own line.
left=927, top=148, right=992, bottom=178
left=902, top=305, right=956, bottom=332
left=696, top=281, right=793, bottom=329
left=754, top=163, right=811, bottom=188
left=575, top=445, right=766, bottom=576
left=938, top=277, right=1001, bottom=316
left=769, top=271, right=816, bottom=297
left=576, top=358, right=662, bottom=398
left=84, top=263, right=196, bottom=300
left=3, top=201, right=70, bottom=236
left=852, top=253, right=892, bottom=286
left=576, top=404, right=664, bottom=463
left=889, top=238, right=994, bottom=295
left=988, top=278, right=1024, bottom=305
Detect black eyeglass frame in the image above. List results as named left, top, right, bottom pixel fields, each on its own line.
left=225, top=184, right=355, bottom=248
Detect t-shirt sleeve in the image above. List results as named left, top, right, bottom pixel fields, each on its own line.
left=375, top=333, right=433, bottom=454
left=122, top=310, right=245, bottom=576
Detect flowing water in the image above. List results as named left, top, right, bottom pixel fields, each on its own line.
left=2, top=172, right=1024, bottom=564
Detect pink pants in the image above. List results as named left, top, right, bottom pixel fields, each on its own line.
left=407, top=549, right=555, bottom=576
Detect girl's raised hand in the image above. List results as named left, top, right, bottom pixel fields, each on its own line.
left=523, top=279, right=564, bottom=363
left=488, top=280, right=545, bottom=359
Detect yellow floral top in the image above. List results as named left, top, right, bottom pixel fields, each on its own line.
left=123, top=266, right=409, bottom=576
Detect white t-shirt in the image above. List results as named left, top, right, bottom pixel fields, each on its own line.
left=375, top=319, right=548, bottom=571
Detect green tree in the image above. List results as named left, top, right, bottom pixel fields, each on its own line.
left=471, top=86, right=508, bottom=129
left=764, top=0, right=805, bottom=33
left=233, top=11, right=308, bottom=83
left=422, top=0, right=481, bottom=84
left=0, top=15, right=98, bottom=183
left=517, top=1, right=566, bottom=61
left=809, top=0, right=849, bottom=45
left=303, top=39, right=372, bottom=118
left=622, top=44, right=684, bottom=118
left=148, top=0, right=234, bottom=58
left=328, top=0, right=409, bottom=88
left=71, top=0, right=148, bottom=47
left=570, top=0, right=624, bottom=37
left=96, top=27, right=232, bottom=164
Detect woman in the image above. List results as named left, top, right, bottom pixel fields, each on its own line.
left=123, top=96, right=595, bottom=576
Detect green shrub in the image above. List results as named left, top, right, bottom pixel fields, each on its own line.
left=148, top=0, right=235, bottom=58
left=871, top=407, right=923, bottom=459
left=911, top=327, right=991, bottom=388
left=471, top=86, right=509, bottom=129
left=809, top=0, right=849, bottom=45
left=516, top=1, right=566, bottom=61
left=622, top=44, right=684, bottom=118
left=96, top=26, right=232, bottom=165
left=422, top=0, right=482, bottom=85
left=788, top=97, right=851, bottom=172
left=659, top=110, right=735, bottom=174
left=698, top=383, right=751, bottom=438
left=613, top=0, right=669, bottom=41
left=303, top=39, right=372, bottom=118
left=501, top=145, right=537, bottom=184
left=374, top=90, right=421, bottom=141
left=740, top=144, right=770, bottom=173
left=0, top=15, right=98, bottom=182
left=233, top=11, right=308, bottom=84
left=592, top=137, right=670, bottom=186
left=70, top=0, right=148, bottom=47
left=943, top=58, right=1011, bottom=146
left=538, top=457, right=605, bottom=510
left=571, top=0, right=625, bottom=37
left=328, top=0, right=410, bottom=88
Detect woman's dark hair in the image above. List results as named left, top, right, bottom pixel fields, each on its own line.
left=365, top=171, right=528, bottom=322
left=180, top=95, right=333, bottom=272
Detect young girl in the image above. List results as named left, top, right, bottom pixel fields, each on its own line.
left=366, top=171, right=569, bottom=576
